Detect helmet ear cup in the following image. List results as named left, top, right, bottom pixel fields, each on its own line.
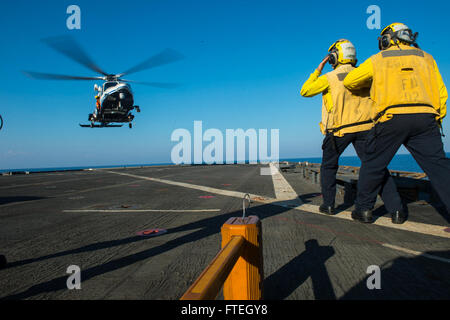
left=328, top=51, right=338, bottom=67
left=378, top=33, right=392, bottom=50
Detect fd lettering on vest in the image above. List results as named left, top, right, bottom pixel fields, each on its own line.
left=370, top=48, right=440, bottom=118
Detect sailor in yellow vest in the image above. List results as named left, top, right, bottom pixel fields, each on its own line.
left=300, top=39, right=403, bottom=218
left=344, top=23, right=450, bottom=224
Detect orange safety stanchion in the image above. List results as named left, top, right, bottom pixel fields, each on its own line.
left=180, top=235, right=245, bottom=300
left=221, top=215, right=263, bottom=300
left=180, top=195, right=263, bottom=300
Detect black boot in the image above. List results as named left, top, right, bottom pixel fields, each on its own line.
left=352, top=209, right=374, bottom=223
left=319, top=204, right=335, bottom=215
left=391, top=210, right=407, bottom=224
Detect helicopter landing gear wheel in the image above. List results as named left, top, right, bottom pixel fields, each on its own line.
left=129, top=123, right=132, bottom=129
left=90, top=121, right=94, bottom=128
left=135, top=106, right=141, bottom=113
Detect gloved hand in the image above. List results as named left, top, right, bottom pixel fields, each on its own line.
left=317, top=55, right=330, bottom=73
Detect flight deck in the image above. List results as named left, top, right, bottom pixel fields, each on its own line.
left=0, top=164, right=449, bottom=300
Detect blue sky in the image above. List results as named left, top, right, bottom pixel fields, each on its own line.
left=0, top=0, right=449, bottom=169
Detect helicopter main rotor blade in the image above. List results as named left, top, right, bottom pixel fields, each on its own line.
left=119, top=49, right=184, bottom=77
left=122, top=79, right=181, bottom=88
left=42, top=35, right=109, bottom=76
left=23, top=71, right=104, bottom=81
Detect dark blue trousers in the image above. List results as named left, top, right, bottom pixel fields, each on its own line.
left=321, top=130, right=403, bottom=212
left=356, top=114, right=450, bottom=212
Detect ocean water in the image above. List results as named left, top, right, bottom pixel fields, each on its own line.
left=0, top=163, right=172, bottom=174
left=281, top=153, right=450, bottom=173
left=2, top=153, right=449, bottom=173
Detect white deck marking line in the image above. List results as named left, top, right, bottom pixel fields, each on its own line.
left=288, top=203, right=450, bottom=239
left=103, top=170, right=270, bottom=202
left=104, top=169, right=450, bottom=240
left=63, top=209, right=221, bottom=213
left=269, top=163, right=303, bottom=205
left=0, top=180, right=146, bottom=209
left=103, top=170, right=450, bottom=263
left=380, top=243, right=450, bottom=264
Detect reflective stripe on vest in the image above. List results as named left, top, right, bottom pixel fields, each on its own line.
left=381, top=50, right=424, bottom=58
left=336, top=73, right=348, bottom=81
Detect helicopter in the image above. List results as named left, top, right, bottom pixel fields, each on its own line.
left=23, top=36, right=184, bottom=128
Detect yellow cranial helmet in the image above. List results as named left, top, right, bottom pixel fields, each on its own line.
left=378, top=22, right=419, bottom=50
left=328, top=39, right=357, bottom=68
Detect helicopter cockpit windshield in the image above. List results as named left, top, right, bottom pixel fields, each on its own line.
left=103, top=81, right=118, bottom=91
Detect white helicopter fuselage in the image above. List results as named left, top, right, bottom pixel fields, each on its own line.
left=96, top=81, right=134, bottom=110
left=25, top=36, right=180, bottom=128
left=91, top=81, right=136, bottom=125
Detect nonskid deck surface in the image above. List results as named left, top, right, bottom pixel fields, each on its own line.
left=0, top=164, right=449, bottom=300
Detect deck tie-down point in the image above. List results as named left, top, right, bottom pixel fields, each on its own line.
left=136, top=228, right=168, bottom=237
